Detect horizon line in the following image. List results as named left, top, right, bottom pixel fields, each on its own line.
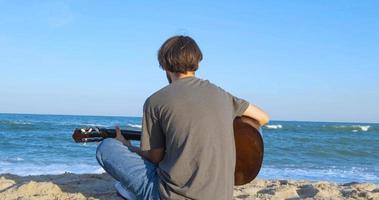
left=0, top=112, right=377, bottom=125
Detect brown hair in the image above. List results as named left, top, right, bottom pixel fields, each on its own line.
left=158, top=35, right=203, bottom=73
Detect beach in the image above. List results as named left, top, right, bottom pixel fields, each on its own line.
left=2, top=0, right=378, bottom=198
left=1, top=114, right=378, bottom=199
left=1, top=173, right=378, bottom=200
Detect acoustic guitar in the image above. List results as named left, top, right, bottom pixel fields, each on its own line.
left=72, top=116, right=264, bottom=186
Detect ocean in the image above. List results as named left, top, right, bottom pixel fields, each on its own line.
left=0, top=113, right=378, bottom=183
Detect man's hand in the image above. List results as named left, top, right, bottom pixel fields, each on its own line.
left=115, top=125, right=132, bottom=147
left=115, top=125, right=164, bottom=164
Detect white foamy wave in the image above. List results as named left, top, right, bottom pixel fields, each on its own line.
left=15, top=121, right=33, bottom=125
left=127, top=123, right=142, bottom=129
left=334, top=125, right=371, bottom=132
left=352, top=125, right=370, bottom=132
left=95, top=167, right=106, bottom=173
left=0, top=160, right=11, bottom=165
left=80, top=123, right=107, bottom=127
left=265, top=124, right=283, bottom=129
left=0, top=163, right=104, bottom=176
left=1, top=157, right=25, bottom=162
left=259, top=166, right=379, bottom=184
left=1, top=120, right=33, bottom=125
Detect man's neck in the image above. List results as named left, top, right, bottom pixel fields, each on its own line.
left=169, top=71, right=195, bottom=83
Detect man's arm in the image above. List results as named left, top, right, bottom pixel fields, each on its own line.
left=128, top=145, right=164, bottom=164
left=114, top=126, right=165, bottom=164
left=242, top=104, right=270, bottom=126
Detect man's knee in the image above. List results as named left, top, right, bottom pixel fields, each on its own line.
left=96, top=138, right=117, bottom=166
left=97, top=138, right=117, bottom=151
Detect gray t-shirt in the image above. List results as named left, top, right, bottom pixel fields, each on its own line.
left=141, top=77, right=249, bottom=200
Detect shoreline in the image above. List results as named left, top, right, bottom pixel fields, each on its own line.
left=1, top=173, right=378, bottom=200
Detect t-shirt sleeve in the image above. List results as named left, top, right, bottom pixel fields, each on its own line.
left=231, top=95, right=250, bottom=117
left=140, top=100, right=165, bottom=151
left=215, top=85, right=250, bottom=118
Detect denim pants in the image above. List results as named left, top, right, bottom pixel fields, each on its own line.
left=96, top=138, right=161, bottom=200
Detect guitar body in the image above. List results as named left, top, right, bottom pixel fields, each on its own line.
left=233, top=116, right=264, bottom=186
left=73, top=116, right=264, bottom=185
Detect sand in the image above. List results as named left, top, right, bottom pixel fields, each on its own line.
left=1, top=173, right=378, bottom=200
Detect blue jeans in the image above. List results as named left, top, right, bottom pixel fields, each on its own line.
left=96, top=138, right=160, bottom=200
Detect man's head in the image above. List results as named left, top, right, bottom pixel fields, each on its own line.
left=158, top=35, right=203, bottom=74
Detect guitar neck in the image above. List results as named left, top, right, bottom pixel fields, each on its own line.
left=99, top=128, right=142, bottom=141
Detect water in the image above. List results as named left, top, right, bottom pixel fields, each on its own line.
left=0, top=113, right=378, bottom=183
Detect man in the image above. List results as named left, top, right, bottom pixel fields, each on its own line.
left=96, top=35, right=269, bottom=200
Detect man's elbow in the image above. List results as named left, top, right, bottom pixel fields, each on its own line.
left=243, top=104, right=270, bottom=126
left=150, top=157, right=162, bottom=164
left=146, top=149, right=164, bottom=164
left=259, top=114, right=270, bottom=126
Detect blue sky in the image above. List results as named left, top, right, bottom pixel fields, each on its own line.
left=0, top=0, right=378, bottom=123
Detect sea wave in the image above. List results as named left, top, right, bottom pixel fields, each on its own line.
left=127, top=123, right=142, bottom=129
left=353, top=125, right=370, bottom=132
left=79, top=123, right=108, bottom=127
left=0, top=120, right=33, bottom=125
left=3, top=162, right=378, bottom=184
left=259, top=166, right=379, bottom=184
left=261, top=123, right=377, bottom=133
left=335, top=125, right=371, bottom=132
left=0, top=120, right=46, bottom=131
left=0, top=163, right=104, bottom=176
left=265, top=124, right=283, bottom=129
left=2, top=157, right=25, bottom=162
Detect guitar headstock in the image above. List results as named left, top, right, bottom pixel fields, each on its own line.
left=72, top=127, right=106, bottom=143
